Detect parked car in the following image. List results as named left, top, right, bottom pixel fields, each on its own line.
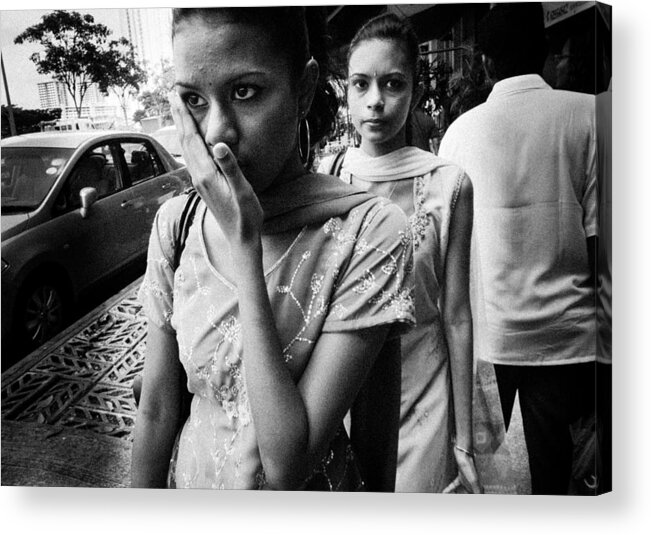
left=1, top=131, right=190, bottom=355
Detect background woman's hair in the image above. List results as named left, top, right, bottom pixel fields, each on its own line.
left=172, top=7, right=337, bottom=169
left=347, top=12, right=421, bottom=145
left=348, top=13, right=420, bottom=87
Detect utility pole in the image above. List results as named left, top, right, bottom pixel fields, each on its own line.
left=1, top=53, right=18, bottom=137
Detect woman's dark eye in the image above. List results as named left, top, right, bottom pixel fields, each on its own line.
left=183, top=94, right=207, bottom=108
left=351, top=79, right=368, bottom=90
left=233, top=86, right=257, bottom=100
left=386, top=79, right=406, bottom=91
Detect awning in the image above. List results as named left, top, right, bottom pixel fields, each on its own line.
left=542, top=2, right=595, bottom=28
left=326, top=3, right=476, bottom=46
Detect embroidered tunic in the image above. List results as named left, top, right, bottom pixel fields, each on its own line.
left=323, top=146, right=467, bottom=492
left=139, top=192, right=414, bottom=489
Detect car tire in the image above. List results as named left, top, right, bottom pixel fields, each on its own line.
left=15, top=275, right=70, bottom=351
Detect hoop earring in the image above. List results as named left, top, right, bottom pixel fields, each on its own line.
left=298, top=116, right=311, bottom=168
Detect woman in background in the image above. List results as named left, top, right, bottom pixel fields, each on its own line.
left=321, top=13, right=481, bottom=493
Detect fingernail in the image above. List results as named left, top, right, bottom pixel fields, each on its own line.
left=213, top=143, right=228, bottom=159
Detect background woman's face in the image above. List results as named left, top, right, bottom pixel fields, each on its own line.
left=173, top=19, right=300, bottom=192
left=347, top=38, right=414, bottom=157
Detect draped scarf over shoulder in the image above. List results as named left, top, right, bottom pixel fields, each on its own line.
left=257, top=172, right=375, bottom=234
left=341, top=146, right=443, bottom=182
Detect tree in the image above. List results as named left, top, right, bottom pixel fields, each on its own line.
left=14, top=10, right=123, bottom=118
left=1, top=106, right=61, bottom=138
left=445, top=47, right=492, bottom=124
left=132, top=108, right=147, bottom=124
left=136, top=59, right=175, bottom=124
left=415, top=47, right=491, bottom=136
left=97, top=38, right=147, bottom=127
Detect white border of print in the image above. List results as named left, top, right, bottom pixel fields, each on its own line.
left=1, top=1, right=648, bottom=534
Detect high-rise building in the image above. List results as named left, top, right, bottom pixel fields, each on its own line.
left=37, top=80, right=117, bottom=126
left=116, top=8, right=173, bottom=70
left=38, top=81, right=70, bottom=109
left=38, top=80, right=106, bottom=110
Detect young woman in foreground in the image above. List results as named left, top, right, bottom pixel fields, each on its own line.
left=321, top=13, right=482, bottom=493
left=131, top=7, right=414, bottom=491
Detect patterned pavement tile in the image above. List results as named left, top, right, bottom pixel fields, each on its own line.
left=2, top=276, right=530, bottom=493
left=1, top=278, right=145, bottom=442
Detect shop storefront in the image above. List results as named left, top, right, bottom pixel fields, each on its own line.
left=542, top=2, right=612, bottom=94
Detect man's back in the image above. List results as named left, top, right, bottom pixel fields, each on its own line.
left=439, top=74, right=597, bottom=366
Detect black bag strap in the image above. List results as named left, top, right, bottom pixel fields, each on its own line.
left=329, top=148, right=347, bottom=178
left=173, top=188, right=201, bottom=270
left=134, top=188, right=199, bottom=412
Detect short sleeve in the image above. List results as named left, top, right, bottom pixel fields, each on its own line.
left=322, top=201, right=415, bottom=334
left=137, top=196, right=185, bottom=332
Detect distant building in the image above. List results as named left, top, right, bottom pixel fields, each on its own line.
left=38, top=81, right=105, bottom=109
left=117, top=8, right=173, bottom=70
left=37, top=81, right=69, bottom=109
left=37, top=80, right=118, bottom=128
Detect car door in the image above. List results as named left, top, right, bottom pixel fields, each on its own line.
left=52, top=141, right=135, bottom=291
left=117, top=138, right=187, bottom=259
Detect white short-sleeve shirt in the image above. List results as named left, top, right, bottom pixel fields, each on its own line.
left=439, top=74, right=597, bottom=366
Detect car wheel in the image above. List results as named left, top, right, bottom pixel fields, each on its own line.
left=16, top=276, right=70, bottom=350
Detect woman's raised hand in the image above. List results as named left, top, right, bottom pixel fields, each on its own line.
left=169, top=92, right=263, bottom=247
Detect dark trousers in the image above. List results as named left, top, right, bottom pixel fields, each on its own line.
left=596, top=362, right=612, bottom=492
left=494, top=362, right=596, bottom=495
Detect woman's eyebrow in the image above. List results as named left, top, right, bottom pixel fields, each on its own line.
left=175, top=70, right=269, bottom=89
left=174, top=81, right=197, bottom=90
left=380, top=71, right=408, bottom=77
left=349, top=71, right=407, bottom=78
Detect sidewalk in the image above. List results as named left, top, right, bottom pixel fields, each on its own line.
left=1, top=276, right=530, bottom=492
left=2, top=277, right=144, bottom=487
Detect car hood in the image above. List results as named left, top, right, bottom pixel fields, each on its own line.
left=1, top=213, right=31, bottom=241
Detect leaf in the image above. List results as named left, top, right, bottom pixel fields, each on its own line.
left=35, top=394, right=54, bottom=410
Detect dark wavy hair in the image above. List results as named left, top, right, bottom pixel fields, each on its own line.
left=172, top=7, right=338, bottom=168
left=347, top=13, right=421, bottom=144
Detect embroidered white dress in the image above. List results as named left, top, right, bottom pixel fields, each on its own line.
left=322, top=147, right=467, bottom=492
left=139, top=193, right=415, bottom=490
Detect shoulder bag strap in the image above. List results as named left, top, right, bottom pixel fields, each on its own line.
left=173, top=188, right=201, bottom=270
left=329, top=148, right=347, bottom=178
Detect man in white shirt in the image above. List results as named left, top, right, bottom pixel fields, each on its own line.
left=439, top=3, right=598, bottom=494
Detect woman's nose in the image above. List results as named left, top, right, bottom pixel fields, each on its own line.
left=204, top=103, right=238, bottom=150
left=366, top=82, right=384, bottom=110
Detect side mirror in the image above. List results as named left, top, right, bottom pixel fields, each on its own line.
left=79, top=187, right=98, bottom=219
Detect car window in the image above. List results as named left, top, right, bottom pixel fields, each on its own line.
left=65, top=143, right=123, bottom=209
left=121, top=141, right=164, bottom=185
left=1, top=147, right=74, bottom=212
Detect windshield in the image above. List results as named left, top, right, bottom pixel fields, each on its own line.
left=1, top=146, right=74, bottom=212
